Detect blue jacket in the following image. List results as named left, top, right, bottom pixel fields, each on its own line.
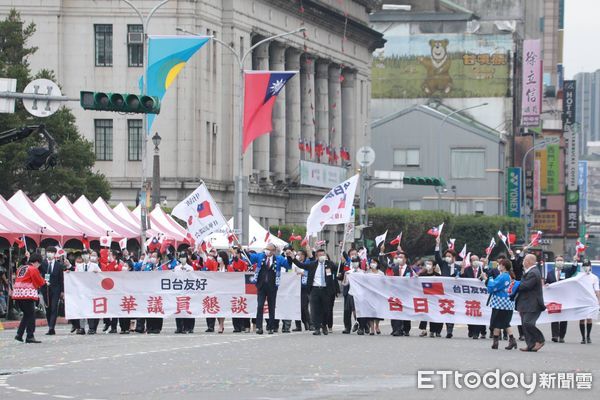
left=248, top=252, right=290, bottom=288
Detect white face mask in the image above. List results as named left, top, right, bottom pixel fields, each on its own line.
left=369, top=263, right=378, bottom=269
left=179, top=258, right=187, bottom=264
left=295, top=255, right=302, bottom=261
left=264, top=249, right=272, bottom=256
left=395, top=258, right=406, bottom=266
left=90, top=256, right=98, bottom=263
left=444, top=256, right=453, bottom=264
left=217, top=257, right=223, bottom=263
left=75, top=263, right=83, bottom=269
left=351, top=262, right=360, bottom=269
left=149, top=257, right=157, bottom=264
left=47, top=253, right=55, bottom=260
left=473, top=261, right=482, bottom=268
left=425, top=264, right=433, bottom=272
left=555, top=261, right=564, bottom=269
left=584, top=266, right=592, bottom=273
left=82, top=254, right=90, bottom=262
left=318, top=255, right=327, bottom=263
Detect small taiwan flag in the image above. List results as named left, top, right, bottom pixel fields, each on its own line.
left=244, top=274, right=257, bottom=295
left=422, top=282, right=445, bottom=295
left=197, top=201, right=213, bottom=219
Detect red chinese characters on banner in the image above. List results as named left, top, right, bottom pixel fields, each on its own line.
left=202, top=296, right=221, bottom=314
left=231, top=297, right=249, bottom=314
left=388, top=297, right=403, bottom=312
left=147, top=296, right=165, bottom=314
left=175, top=296, right=192, bottom=315
left=413, top=297, right=429, bottom=313
left=546, top=302, right=563, bottom=314
left=120, top=296, right=138, bottom=314
left=93, top=297, right=107, bottom=314
left=439, top=299, right=455, bottom=315
left=465, top=300, right=482, bottom=317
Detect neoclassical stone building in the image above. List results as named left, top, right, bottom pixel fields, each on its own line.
left=2, top=0, right=384, bottom=244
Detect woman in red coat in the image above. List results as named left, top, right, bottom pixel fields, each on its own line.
left=12, top=253, right=46, bottom=343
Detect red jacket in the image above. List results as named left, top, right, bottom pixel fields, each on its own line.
left=12, top=265, right=45, bottom=300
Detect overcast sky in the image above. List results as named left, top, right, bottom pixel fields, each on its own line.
left=564, top=0, right=600, bottom=77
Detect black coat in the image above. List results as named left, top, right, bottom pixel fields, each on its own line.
left=435, top=251, right=461, bottom=277
left=545, top=265, right=576, bottom=284
left=515, top=267, right=546, bottom=313
left=291, top=257, right=337, bottom=295
left=40, top=259, right=64, bottom=293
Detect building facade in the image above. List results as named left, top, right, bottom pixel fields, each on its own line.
left=2, top=0, right=383, bottom=245
left=371, top=102, right=506, bottom=215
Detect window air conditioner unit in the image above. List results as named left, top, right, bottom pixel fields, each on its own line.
left=128, top=32, right=143, bottom=44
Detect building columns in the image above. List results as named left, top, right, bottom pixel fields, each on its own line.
left=269, top=42, right=287, bottom=184
left=315, top=60, right=329, bottom=162
left=252, top=42, right=270, bottom=183
left=300, top=55, right=315, bottom=161
left=328, top=65, right=342, bottom=165
left=341, top=69, right=357, bottom=168
left=285, top=48, right=301, bottom=180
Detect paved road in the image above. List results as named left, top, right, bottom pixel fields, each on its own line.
left=1, top=301, right=599, bottom=400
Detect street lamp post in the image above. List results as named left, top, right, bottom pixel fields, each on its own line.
left=121, top=0, right=171, bottom=252
left=177, top=26, right=305, bottom=245
left=436, top=102, right=489, bottom=209
left=151, top=132, right=162, bottom=209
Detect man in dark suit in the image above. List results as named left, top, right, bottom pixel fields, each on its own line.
left=460, top=254, right=487, bottom=339
left=248, top=243, right=290, bottom=335
left=435, top=237, right=460, bottom=338
left=40, top=246, right=64, bottom=335
left=290, top=248, right=337, bottom=335
left=515, top=254, right=546, bottom=352
left=545, top=255, right=576, bottom=343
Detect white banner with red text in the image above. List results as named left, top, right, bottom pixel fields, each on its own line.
left=65, top=271, right=300, bottom=320
left=348, top=274, right=599, bottom=325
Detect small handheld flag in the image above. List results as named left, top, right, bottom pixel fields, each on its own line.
left=447, top=238, right=456, bottom=251
left=485, top=238, right=496, bottom=256
left=427, top=223, right=444, bottom=238
left=459, top=244, right=467, bottom=260
left=390, top=232, right=402, bottom=246
left=375, top=230, right=388, bottom=247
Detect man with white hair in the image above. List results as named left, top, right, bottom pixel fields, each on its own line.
left=248, top=243, right=290, bottom=334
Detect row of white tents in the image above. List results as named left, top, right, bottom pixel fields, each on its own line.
left=0, top=190, right=288, bottom=250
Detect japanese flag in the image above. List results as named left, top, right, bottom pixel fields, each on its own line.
left=100, top=235, right=112, bottom=247
left=56, top=245, right=66, bottom=258
left=497, top=230, right=508, bottom=244
left=375, top=230, right=387, bottom=247
left=119, top=238, right=128, bottom=251
left=306, top=174, right=359, bottom=235
left=463, top=252, right=471, bottom=268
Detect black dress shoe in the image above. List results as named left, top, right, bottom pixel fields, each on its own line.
left=342, top=329, right=351, bottom=334
left=352, top=322, right=359, bottom=332
left=282, top=329, right=290, bottom=333
left=232, top=329, right=241, bottom=333
left=187, top=330, right=194, bottom=334
left=256, top=329, right=263, bottom=335
left=322, top=329, right=328, bottom=336
left=120, top=330, right=130, bottom=334
left=70, top=326, right=77, bottom=333
left=587, top=337, right=592, bottom=344
left=518, top=335, right=525, bottom=341
left=109, top=328, right=117, bottom=334
left=392, top=330, right=401, bottom=337
left=558, top=338, right=565, bottom=343
left=357, top=329, right=364, bottom=335
left=268, top=329, right=274, bottom=334
left=292, top=327, right=302, bottom=332
left=551, top=337, right=558, bottom=342
left=26, top=337, right=41, bottom=343
left=174, top=330, right=183, bottom=334
left=46, top=329, right=55, bottom=336
left=77, top=329, right=86, bottom=335
left=14, top=335, right=23, bottom=342
left=205, top=328, right=214, bottom=333
left=88, top=330, right=96, bottom=335
left=102, top=324, right=109, bottom=332
left=313, top=329, right=321, bottom=335
left=403, top=331, right=410, bottom=337
left=446, top=333, right=453, bottom=339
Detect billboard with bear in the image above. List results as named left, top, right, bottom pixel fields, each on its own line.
left=372, top=31, right=514, bottom=98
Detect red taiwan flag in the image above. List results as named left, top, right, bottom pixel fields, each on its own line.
left=298, top=139, right=305, bottom=153
left=422, top=282, right=445, bottom=295
left=315, top=142, right=324, bottom=157
left=197, top=201, right=213, bottom=219
left=14, top=235, right=26, bottom=249
left=289, top=233, right=303, bottom=242
left=242, top=71, right=296, bottom=152
left=244, top=274, right=257, bottom=295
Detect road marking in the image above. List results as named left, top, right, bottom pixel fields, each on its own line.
left=32, top=392, right=49, bottom=396
left=52, top=395, right=75, bottom=399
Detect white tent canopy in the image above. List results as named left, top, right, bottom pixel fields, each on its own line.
left=204, top=215, right=288, bottom=250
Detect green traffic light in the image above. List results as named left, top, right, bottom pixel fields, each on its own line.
left=80, top=91, right=161, bottom=114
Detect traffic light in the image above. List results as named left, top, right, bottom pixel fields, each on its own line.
left=403, top=176, right=445, bottom=187
left=80, top=91, right=160, bottom=114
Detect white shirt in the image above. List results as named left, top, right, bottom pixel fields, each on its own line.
left=313, top=262, right=326, bottom=287
left=75, top=262, right=100, bottom=273
left=588, top=272, right=599, bottom=292
left=174, top=263, right=193, bottom=272
left=343, top=268, right=363, bottom=286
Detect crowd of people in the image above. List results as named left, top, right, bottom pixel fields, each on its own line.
left=7, top=237, right=600, bottom=351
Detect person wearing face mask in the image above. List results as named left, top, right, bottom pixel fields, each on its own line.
left=248, top=243, right=291, bottom=334
left=13, top=253, right=46, bottom=343
left=340, top=256, right=368, bottom=335
left=73, top=252, right=101, bottom=334
left=132, top=252, right=158, bottom=333
left=65, top=254, right=81, bottom=335
left=578, top=259, right=599, bottom=344
left=339, top=248, right=359, bottom=334
left=40, top=246, right=65, bottom=336
left=461, top=254, right=487, bottom=340
left=418, top=260, right=443, bottom=337
left=174, top=252, right=196, bottom=334
left=365, top=258, right=385, bottom=335
left=482, top=259, right=519, bottom=350
left=383, top=251, right=413, bottom=337
left=434, top=237, right=460, bottom=339
left=288, top=249, right=312, bottom=332
left=514, top=254, right=546, bottom=352
left=289, top=248, right=336, bottom=335
left=545, top=255, right=576, bottom=343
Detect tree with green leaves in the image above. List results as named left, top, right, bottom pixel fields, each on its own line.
left=0, top=9, right=111, bottom=201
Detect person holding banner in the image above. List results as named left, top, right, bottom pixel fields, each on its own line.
left=380, top=249, right=414, bottom=337
left=366, top=258, right=385, bottom=336
left=578, top=259, right=599, bottom=344
left=174, top=252, right=196, bottom=334
left=515, top=254, right=546, bottom=352
left=73, top=252, right=101, bottom=335
left=249, top=243, right=291, bottom=335
left=483, top=259, right=519, bottom=350
left=435, top=237, right=460, bottom=338
left=545, top=255, right=577, bottom=343
left=418, top=260, right=443, bottom=337
left=12, top=253, right=45, bottom=343
left=340, top=248, right=359, bottom=334
left=461, top=254, right=487, bottom=340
